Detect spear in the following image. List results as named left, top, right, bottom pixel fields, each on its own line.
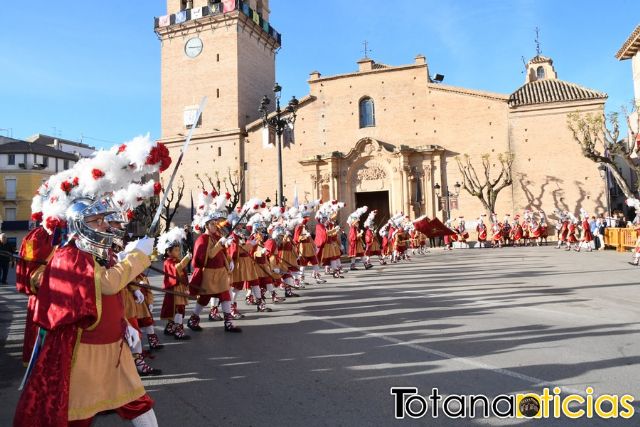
left=147, top=96, right=208, bottom=236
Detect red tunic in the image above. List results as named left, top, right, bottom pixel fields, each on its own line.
left=315, top=223, right=328, bottom=262
left=560, top=222, right=569, bottom=242
left=581, top=219, right=593, bottom=242
left=161, top=257, right=189, bottom=319
left=348, top=225, right=364, bottom=257
left=568, top=223, right=578, bottom=243
left=512, top=224, right=523, bottom=241
left=190, top=233, right=229, bottom=296
left=364, top=228, right=381, bottom=256
left=477, top=224, right=487, bottom=241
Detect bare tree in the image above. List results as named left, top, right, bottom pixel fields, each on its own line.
left=158, top=176, right=185, bottom=232
left=194, top=168, right=245, bottom=211
left=455, top=152, right=515, bottom=216
left=567, top=109, right=639, bottom=198
left=133, top=197, right=159, bottom=236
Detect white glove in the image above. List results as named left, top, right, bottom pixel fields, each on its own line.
left=229, top=261, right=235, bottom=272
left=116, top=251, right=127, bottom=262
left=218, top=237, right=227, bottom=245
left=125, top=325, right=140, bottom=349
left=124, top=237, right=154, bottom=256
left=133, top=289, right=144, bottom=304
left=148, top=304, right=154, bottom=313
left=273, top=268, right=281, bottom=274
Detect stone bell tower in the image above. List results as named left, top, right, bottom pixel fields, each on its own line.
left=155, top=0, right=280, bottom=224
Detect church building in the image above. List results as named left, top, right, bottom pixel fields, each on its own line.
left=156, top=0, right=608, bottom=228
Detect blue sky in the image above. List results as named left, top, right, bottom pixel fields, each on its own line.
left=0, top=0, right=638, bottom=148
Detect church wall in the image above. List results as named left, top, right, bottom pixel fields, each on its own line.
left=425, top=87, right=512, bottom=221
left=244, top=64, right=518, bottom=226
left=508, top=101, right=607, bottom=221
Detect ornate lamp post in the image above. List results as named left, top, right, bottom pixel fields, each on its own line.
left=259, top=83, right=299, bottom=207
left=433, top=181, right=461, bottom=221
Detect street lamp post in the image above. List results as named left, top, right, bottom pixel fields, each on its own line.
left=433, top=182, right=461, bottom=221
left=259, top=83, right=299, bottom=207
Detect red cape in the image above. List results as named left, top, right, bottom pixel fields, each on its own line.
left=14, top=243, right=99, bottom=427
left=16, top=227, right=55, bottom=366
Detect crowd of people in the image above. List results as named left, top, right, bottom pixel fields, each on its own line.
left=9, top=136, right=436, bottom=427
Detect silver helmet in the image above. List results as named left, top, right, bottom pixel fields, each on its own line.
left=66, top=197, right=118, bottom=259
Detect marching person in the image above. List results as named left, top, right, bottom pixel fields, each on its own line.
left=160, top=227, right=192, bottom=340
left=347, top=206, right=372, bottom=270
left=364, top=210, right=384, bottom=265
left=187, top=192, right=241, bottom=333
left=293, top=203, right=326, bottom=285
left=475, top=214, right=488, bottom=248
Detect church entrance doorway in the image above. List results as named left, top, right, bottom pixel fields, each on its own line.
left=355, top=191, right=390, bottom=227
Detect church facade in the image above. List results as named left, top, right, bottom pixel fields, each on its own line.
left=157, top=0, right=608, bottom=228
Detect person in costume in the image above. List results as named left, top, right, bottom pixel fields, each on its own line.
left=159, top=227, right=192, bottom=340
left=443, top=219, right=455, bottom=251
left=501, top=215, right=512, bottom=247
left=511, top=215, right=523, bottom=246
left=392, top=222, right=411, bottom=261
left=187, top=191, right=241, bottom=333
left=249, top=211, right=285, bottom=308
left=490, top=213, right=502, bottom=248
left=364, top=210, right=384, bottom=265
left=15, top=134, right=170, bottom=427
left=227, top=202, right=262, bottom=316
left=577, top=208, right=594, bottom=252
left=475, top=214, right=488, bottom=248
left=555, top=210, right=570, bottom=249
left=293, top=202, right=327, bottom=285
left=347, top=206, right=372, bottom=270
left=566, top=214, right=579, bottom=251
left=315, top=202, right=343, bottom=278
left=264, top=222, right=300, bottom=298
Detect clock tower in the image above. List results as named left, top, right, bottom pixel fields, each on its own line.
left=155, top=0, right=279, bottom=223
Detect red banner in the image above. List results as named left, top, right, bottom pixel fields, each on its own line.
left=413, top=216, right=456, bottom=238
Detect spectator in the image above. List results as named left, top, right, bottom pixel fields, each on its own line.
left=0, top=234, right=15, bottom=284
left=594, top=217, right=606, bottom=250
left=589, top=216, right=598, bottom=250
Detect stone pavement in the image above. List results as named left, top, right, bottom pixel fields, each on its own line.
left=2, top=246, right=640, bottom=426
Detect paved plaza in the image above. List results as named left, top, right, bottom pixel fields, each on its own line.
left=2, top=246, right=640, bottom=426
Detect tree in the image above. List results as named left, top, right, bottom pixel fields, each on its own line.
left=195, top=167, right=245, bottom=211
left=567, top=109, right=639, bottom=199
left=455, top=152, right=515, bottom=216
left=160, top=176, right=185, bottom=232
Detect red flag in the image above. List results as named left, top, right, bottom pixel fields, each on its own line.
left=416, top=217, right=456, bottom=238
left=412, top=215, right=431, bottom=235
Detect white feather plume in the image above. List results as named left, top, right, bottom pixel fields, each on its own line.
left=157, top=226, right=186, bottom=254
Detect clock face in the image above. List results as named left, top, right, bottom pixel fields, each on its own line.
left=185, top=37, right=203, bottom=58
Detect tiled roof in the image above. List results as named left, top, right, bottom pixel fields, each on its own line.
left=529, top=55, right=553, bottom=64
left=0, top=139, right=79, bottom=161
left=616, top=24, right=640, bottom=60
left=508, top=79, right=607, bottom=108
